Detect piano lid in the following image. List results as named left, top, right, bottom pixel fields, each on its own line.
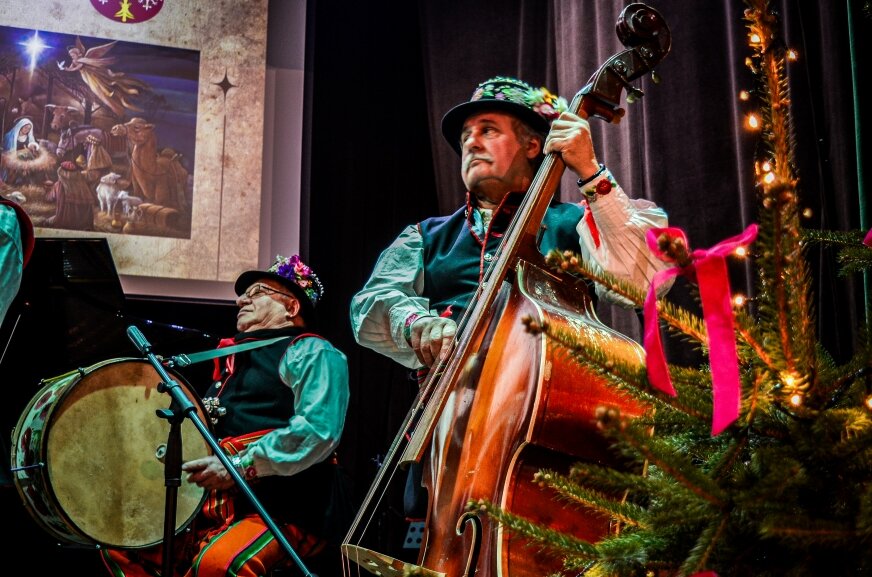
left=1, top=237, right=133, bottom=374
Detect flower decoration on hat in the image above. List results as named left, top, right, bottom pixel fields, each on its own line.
left=442, top=76, right=569, bottom=154
left=269, top=254, right=324, bottom=306
left=471, top=76, right=568, bottom=124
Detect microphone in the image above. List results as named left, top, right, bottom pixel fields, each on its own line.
left=127, top=325, right=152, bottom=355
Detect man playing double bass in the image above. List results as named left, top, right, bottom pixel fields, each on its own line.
left=350, top=76, right=674, bottom=518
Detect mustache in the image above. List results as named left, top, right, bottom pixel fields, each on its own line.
left=463, top=155, right=491, bottom=171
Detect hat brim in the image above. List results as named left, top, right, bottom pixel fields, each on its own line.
left=234, top=270, right=317, bottom=327
left=441, top=99, right=551, bottom=155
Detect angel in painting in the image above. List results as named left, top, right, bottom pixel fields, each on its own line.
left=58, top=37, right=149, bottom=118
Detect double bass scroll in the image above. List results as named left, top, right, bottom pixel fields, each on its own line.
left=342, top=4, right=671, bottom=577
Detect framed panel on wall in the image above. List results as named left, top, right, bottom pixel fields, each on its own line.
left=0, top=0, right=269, bottom=299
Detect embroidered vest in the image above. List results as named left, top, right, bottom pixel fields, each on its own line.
left=207, top=327, right=307, bottom=438
left=419, top=193, right=584, bottom=321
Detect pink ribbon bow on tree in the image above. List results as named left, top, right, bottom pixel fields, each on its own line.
left=643, top=224, right=759, bottom=435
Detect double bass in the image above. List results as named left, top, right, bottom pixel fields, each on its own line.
left=344, top=5, right=671, bottom=576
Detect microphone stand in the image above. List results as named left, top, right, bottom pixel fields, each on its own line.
left=126, top=325, right=312, bottom=577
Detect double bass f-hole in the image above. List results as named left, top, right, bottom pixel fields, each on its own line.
left=342, top=4, right=671, bottom=577
left=456, top=512, right=483, bottom=577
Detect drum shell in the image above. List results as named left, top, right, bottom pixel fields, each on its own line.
left=9, top=358, right=212, bottom=549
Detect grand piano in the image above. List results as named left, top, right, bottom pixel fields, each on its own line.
left=0, top=238, right=236, bottom=573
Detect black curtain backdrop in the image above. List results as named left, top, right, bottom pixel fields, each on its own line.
left=306, top=0, right=871, bottom=566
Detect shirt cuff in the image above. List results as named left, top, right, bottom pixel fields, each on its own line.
left=230, top=452, right=257, bottom=481
left=402, top=312, right=436, bottom=345
left=579, top=166, right=616, bottom=203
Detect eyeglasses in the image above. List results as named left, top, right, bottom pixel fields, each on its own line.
left=243, top=284, right=295, bottom=300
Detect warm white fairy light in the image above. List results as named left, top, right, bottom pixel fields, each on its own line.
left=747, top=113, right=761, bottom=129
left=735, top=246, right=748, bottom=258
left=787, top=49, right=798, bottom=61
left=763, top=172, right=776, bottom=184
left=866, top=395, right=872, bottom=411
left=750, top=33, right=762, bottom=44
left=739, top=90, right=750, bottom=101
left=733, top=294, right=747, bottom=307
left=761, top=160, right=772, bottom=172
left=790, top=393, right=803, bottom=406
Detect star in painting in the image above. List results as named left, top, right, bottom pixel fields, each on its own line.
left=21, top=30, right=49, bottom=72
left=214, top=71, right=237, bottom=100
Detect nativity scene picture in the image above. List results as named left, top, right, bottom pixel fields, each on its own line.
left=0, top=27, right=199, bottom=238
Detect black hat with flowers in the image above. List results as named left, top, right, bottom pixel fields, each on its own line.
left=234, top=254, right=324, bottom=326
left=441, top=76, right=568, bottom=154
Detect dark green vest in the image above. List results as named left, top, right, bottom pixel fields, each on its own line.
left=206, top=326, right=334, bottom=534
left=419, top=193, right=584, bottom=322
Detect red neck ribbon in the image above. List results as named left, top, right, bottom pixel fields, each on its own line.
left=211, top=337, right=237, bottom=381
left=643, top=224, right=758, bottom=435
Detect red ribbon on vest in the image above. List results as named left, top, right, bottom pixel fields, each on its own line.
left=643, top=224, right=758, bottom=435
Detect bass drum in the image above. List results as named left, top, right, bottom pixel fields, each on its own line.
left=10, top=358, right=212, bottom=549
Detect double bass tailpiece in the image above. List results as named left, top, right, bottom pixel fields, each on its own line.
left=342, top=544, right=444, bottom=577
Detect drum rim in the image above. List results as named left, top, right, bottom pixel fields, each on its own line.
left=10, top=357, right=213, bottom=549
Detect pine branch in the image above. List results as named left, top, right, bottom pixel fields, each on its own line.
left=804, top=228, right=872, bottom=277
left=598, top=410, right=729, bottom=509
left=545, top=249, right=708, bottom=345
left=468, top=498, right=601, bottom=561
left=531, top=317, right=714, bottom=426
left=678, top=515, right=728, bottom=576
left=747, top=0, right=819, bottom=389
left=734, top=309, right=779, bottom=371
left=535, top=468, right=648, bottom=529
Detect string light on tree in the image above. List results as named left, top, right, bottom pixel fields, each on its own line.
left=747, top=112, right=761, bottom=130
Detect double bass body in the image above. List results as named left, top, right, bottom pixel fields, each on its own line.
left=420, top=258, right=646, bottom=577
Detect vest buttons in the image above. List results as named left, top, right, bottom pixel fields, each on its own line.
left=484, top=253, right=494, bottom=262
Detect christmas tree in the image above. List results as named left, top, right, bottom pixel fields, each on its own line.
left=473, top=1, right=872, bottom=575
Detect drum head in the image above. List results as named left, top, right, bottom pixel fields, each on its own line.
left=45, top=359, right=211, bottom=548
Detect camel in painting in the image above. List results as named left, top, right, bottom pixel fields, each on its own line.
left=110, top=117, right=188, bottom=212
